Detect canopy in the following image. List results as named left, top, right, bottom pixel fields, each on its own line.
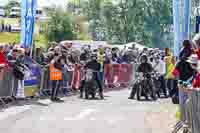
left=112, top=42, right=148, bottom=50
left=60, top=40, right=110, bottom=50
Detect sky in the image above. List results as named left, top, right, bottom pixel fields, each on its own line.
left=0, top=0, right=67, bottom=7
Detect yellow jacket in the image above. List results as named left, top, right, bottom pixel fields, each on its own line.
left=165, top=63, right=175, bottom=79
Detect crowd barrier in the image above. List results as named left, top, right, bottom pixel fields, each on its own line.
left=0, top=63, right=136, bottom=104
left=0, top=67, right=14, bottom=105
left=177, top=86, right=200, bottom=133
left=104, top=64, right=135, bottom=88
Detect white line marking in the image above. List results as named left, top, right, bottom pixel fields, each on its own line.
left=64, top=109, right=96, bottom=121
left=37, top=99, right=52, bottom=105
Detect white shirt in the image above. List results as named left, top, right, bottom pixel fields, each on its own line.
left=153, top=59, right=166, bottom=75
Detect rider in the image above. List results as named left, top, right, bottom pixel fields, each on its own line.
left=136, top=54, right=157, bottom=100
left=80, top=52, right=104, bottom=99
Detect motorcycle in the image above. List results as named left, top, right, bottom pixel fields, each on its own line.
left=84, top=69, right=99, bottom=99
left=136, top=73, right=157, bottom=101
left=152, top=71, right=161, bottom=98
left=129, top=72, right=142, bottom=99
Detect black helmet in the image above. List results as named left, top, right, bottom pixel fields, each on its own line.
left=91, top=52, right=97, bottom=59
left=140, top=54, right=148, bottom=62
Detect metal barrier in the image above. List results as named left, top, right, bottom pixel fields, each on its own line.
left=104, top=63, right=135, bottom=89
left=174, top=85, right=200, bottom=133
left=39, top=65, right=76, bottom=97
left=0, top=63, right=136, bottom=106
left=0, top=67, right=15, bottom=106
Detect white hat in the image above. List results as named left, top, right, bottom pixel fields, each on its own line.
left=187, top=54, right=198, bottom=64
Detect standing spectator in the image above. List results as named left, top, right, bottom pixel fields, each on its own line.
left=179, top=40, right=193, bottom=60
left=154, top=55, right=167, bottom=97
left=97, top=47, right=104, bottom=81
left=0, top=45, right=8, bottom=80
left=49, top=53, right=62, bottom=101
left=164, top=48, right=174, bottom=96
left=104, top=53, right=112, bottom=88
left=13, top=48, right=27, bottom=98
left=35, top=47, right=45, bottom=65
left=172, top=42, right=195, bottom=122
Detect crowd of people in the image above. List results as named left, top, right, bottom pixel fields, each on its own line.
left=0, top=41, right=144, bottom=101
left=0, top=35, right=200, bottom=103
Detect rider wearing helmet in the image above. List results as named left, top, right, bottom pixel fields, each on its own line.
left=137, top=54, right=157, bottom=100
left=80, top=52, right=104, bottom=99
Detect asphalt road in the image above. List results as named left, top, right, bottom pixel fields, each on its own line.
left=0, top=89, right=177, bottom=133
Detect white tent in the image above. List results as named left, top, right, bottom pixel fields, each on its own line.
left=60, top=40, right=110, bottom=50
left=112, top=42, right=148, bottom=50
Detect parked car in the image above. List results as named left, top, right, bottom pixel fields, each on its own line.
left=11, top=24, right=21, bottom=32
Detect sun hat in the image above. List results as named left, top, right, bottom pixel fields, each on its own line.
left=187, top=54, right=198, bottom=64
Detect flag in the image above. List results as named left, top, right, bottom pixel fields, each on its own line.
left=196, top=16, right=200, bottom=33
left=182, top=0, right=191, bottom=40
left=21, top=0, right=37, bottom=48
left=173, top=0, right=181, bottom=57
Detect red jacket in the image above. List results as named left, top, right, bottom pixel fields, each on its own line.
left=0, top=52, right=8, bottom=65
left=196, top=49, right=200, bottom=60
left=192, top=73, right=200, bottom=88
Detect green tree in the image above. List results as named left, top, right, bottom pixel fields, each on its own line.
left=101, top=0, right=147, bottom=44
left=67, top=0, right=172, bottom=48
left=144, top=0, right=173, bottom=48
left=4, top=0, right=20, bottom=17
left=46, top=8, right=74, bottom=42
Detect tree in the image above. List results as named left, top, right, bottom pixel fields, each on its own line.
left=101, top=0, right=147, bottom=44
left=144, top=0, right=173, bottom=48
left=46, top=8, right=74, bottom=42
left=66, top=0, right=173, bottom=48
left=4, top=0, right=20, bottom=17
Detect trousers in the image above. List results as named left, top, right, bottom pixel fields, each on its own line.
left=51, top=80, right=61, bottom=99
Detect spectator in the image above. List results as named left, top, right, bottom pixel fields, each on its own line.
left=0, top=45, right=8, bottom=67
left=0, top=45, right=8, bottom=80
left=49, top=53, right=63, bottom=102
left=7, top=47, right=18, bottom=67
left=172, top=43, right=196, bottom=122
left=164, top=48, right=175, bottom=96
left=179, top=40, right=192, bottom=60
left=13, top=48, right=27, bottom=98
left=35, top=47, right=45, bottom=65
left=154, top=55, right=167, bottom=97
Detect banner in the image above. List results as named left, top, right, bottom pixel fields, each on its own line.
left=173, top=0, right=181, bottom=57
left=21, top=0, right=37, bottom=48
left=196, top=16, right=200, bottom=33
left=182, top=0, right=191, bottom=40
left=24, top=56, right=40, bottom=96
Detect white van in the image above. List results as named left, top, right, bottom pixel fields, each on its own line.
left=10, top=7, right=20, bottom=18
left=0, top=7, right=5, bottom=17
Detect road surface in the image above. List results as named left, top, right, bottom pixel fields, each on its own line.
left=0, top=89, right=177, bottom=133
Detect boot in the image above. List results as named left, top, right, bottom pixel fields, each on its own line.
left=99, top=92, right=104, bottom=99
